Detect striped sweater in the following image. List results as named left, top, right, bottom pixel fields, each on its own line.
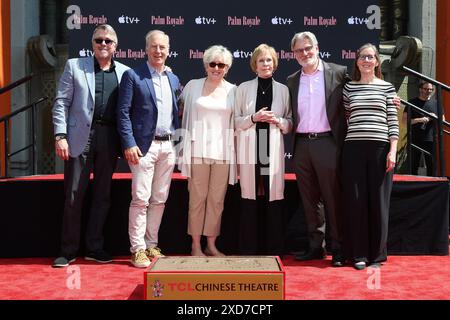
left=343, top=82, right=399, bottom=142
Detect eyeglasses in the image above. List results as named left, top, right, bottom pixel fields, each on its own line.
left=358, top=54, right=376, bottom=61
left=94, top=38, right=115, bottom=45
left=293, top=45, right=314, bottom=55
left=209, top=62, right=227, bottom=69
left=420, top=87, right=434, bottom=92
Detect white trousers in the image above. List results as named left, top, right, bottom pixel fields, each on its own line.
left=128, top=140, right=175, bottom=253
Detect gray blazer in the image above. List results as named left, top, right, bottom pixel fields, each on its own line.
left=52, top=57, right=129, bottom=157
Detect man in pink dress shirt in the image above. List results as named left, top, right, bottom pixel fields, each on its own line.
left=286, top=31, right=349, bottom=267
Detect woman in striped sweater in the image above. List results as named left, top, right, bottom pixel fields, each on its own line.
left=342, top=43, right=399, bottom=270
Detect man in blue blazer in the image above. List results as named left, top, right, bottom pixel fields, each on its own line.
left=117, top=30, right=180, bottom=268
left=52, top=24, right=129, bottom=267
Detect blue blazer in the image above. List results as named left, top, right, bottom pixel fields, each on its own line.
left=52, top=57, right=129, bottom=157
left=117, top=62, right=181, bottom=156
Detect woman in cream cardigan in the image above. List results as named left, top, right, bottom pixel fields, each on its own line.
left=235, top=44, right=292, bottom=256
left=179, top=45, right=237, bottom=256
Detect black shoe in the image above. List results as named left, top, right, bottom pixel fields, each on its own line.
left=52, top=255, right=76, bottom=268
left=85, top=250, right=113, bottom=263
left=331, top=252, right=345, bottom=267
left=294, top=248, right=326, bottom=261
left=354, top=261, right=366, bottom=270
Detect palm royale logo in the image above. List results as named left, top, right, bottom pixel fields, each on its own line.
left=341, top=49, right=357, bottom=60
left=150, top=15, right=185, bottom=26
left=304, top=16, right=337, bottom=27
left=227, top=16, right=261, bottom=27
left=66, top=5, right=107, bottom=29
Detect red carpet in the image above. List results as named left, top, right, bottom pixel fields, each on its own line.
left=1, top=173, right=447, bottom=182
left=0, top=252, right=449, bottom=300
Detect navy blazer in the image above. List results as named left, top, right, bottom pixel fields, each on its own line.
left=117, top=62, right=181, bottom=156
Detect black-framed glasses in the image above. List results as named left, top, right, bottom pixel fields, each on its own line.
left=420, top=87, right=434, bottom=92
left=94, top=38, right=115, bottom=45
left=209, top=62, right=227, bottom=69
left=358, top=54, right=376, bottom=61
left=293, top=45, right=314, bottom=55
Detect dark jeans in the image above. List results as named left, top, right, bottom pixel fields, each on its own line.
left=60, top=124, right=119, bottom=256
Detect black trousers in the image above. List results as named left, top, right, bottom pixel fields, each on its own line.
left=342, top=140, right=393, bottom=263
left=293, top=136, right=343, bottom=253
left=60, top=124, right=119, bottom=256
left=239, top=167, right=284, bottom=256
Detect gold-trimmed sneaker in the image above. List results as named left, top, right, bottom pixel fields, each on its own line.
left=131, top=249, right=150, bottom=268
left=145, top=247, right=165, bottom=259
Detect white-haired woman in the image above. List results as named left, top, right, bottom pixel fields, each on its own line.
left=179, top=45, right=237, bottom=256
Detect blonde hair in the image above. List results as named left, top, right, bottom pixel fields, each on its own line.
left=250, top=44, right=278, bottom=73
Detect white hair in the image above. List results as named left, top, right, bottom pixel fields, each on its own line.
left=203, top=45, right=233, bottom=68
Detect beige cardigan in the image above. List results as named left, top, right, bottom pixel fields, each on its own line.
left=235, top=78, right=292, bottom=201
left=179, top=78, right=237, bottom=185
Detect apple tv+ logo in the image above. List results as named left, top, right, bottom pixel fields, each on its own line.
left=118, top=15, right=140, bottom=24
left=233, top=50, right=252, bottom=59
left=271, top=16, right=293, bottom=25
left=194, top=16, right=216, bottom=25
left=79, top=49, right=93, bottom=57
left=347, top=16, right=368, bottom=25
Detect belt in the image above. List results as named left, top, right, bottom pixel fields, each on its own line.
left=154, top=134, right=172, bottom=141
left=296, top=132, right=332, bottom=139
left=94, top=119, right=115, bottom=126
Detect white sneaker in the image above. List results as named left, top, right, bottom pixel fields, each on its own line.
left=145, top=247, right=165, bottom=259
left=131, top=250, right=150, bottom=268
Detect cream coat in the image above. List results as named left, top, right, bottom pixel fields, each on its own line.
left=235, top=78, right=292, bottom=201
left=179, top=78, right=237, bottom=184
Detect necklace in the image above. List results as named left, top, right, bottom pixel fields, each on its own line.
left=258, top=81, right=272, bottom=95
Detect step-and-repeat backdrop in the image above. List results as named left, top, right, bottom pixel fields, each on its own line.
left=67, top=0, right=380, bottom=85
left=66, top=0, right=381, bottom=170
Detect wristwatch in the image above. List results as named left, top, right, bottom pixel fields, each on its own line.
left=55, top=134, right=67, bottom=141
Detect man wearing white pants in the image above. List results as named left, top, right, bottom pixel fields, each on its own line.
left=117, top=30, right=180, bottom=268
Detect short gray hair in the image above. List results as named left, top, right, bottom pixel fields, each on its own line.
left=92, top=24, right=118, bottom=45
left=290, top=31, right=318, bottom=50
left=203, top=45, right=233, bottom=68
left=145, top=30, right=170, bottom=48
